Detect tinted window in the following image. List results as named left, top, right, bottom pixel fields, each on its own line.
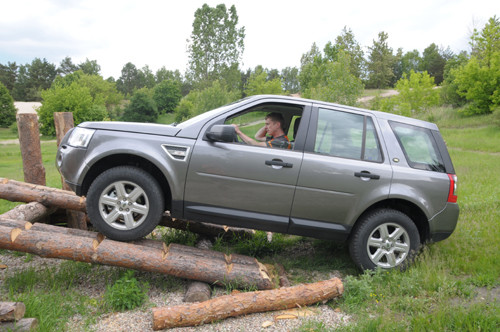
left=314, top=108, right=382, bottom=162
left=390, top=121, right=445, bottom=172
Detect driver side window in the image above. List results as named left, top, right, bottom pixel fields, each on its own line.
left=224, top=104, right=303, bottom=150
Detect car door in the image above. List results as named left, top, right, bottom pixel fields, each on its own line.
left=288, top=105, right=393, bottom=240
left=184, top=100, right=312, bottom=233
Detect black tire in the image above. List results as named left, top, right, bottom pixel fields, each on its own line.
left=86, top=166, right=164, bottom=241
left=349, top=209, right=420, bottom=271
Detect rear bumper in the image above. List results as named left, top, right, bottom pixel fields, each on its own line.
left=428, top=203, right=460, bottom=242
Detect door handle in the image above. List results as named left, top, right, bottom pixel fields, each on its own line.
left=265, top=160, right=293, bottom=168
left=354, top=171, right=380, bottom=180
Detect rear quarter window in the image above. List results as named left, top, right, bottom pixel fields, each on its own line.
left=390, top=121, right=446, bottom=172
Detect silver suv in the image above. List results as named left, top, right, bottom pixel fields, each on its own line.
left=56, top=95, right=459, bottom=270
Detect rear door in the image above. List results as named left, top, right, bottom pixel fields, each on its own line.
left=289, top=105, right=393, bottom=239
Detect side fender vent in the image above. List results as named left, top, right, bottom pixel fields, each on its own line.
left=162, top=144, right=190, bottom=161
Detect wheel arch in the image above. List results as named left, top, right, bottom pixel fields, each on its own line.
left=351, top=199, right=430, bottom=244
left=81, top=154, right=172, bottom=212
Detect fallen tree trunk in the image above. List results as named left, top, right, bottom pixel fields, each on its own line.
left=0, top=178, right=86, bottom=212
left=184, top=238, right=212, bottom=303
left=0, top=201, right=55, bottom=223
left=0, top=302, right=25, bottom=321
left=0, top=178, right=253, bottom=238
left=160, top=216, right=255, bottom=240
left=152, top=277, right=344, bottom=330
left=0, top=223, right=273, bottom=290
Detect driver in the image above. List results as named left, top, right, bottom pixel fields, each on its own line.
left=232, top=112, right=291, bottom=149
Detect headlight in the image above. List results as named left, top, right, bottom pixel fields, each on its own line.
left=68, top=127, right=95, bottom=148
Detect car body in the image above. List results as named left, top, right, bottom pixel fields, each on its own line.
left=56, top=95, right=459, bottom=270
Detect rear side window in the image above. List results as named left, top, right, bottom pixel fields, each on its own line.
left=390, top=121, right=445, bottom=172
left=314, top=108, right=383, bottom=162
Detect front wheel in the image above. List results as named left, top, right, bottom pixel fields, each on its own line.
left=86, top=166, right=164, bottom=241
left=349, top=209, right=420, bottom=270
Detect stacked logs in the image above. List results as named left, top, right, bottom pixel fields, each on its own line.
left=0, top=302, right=38, bottom=331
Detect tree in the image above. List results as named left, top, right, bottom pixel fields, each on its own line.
left=0, top=62, right=18, bottom=93
left=453, top=16, right=500, bottom=115
left=121, top=89, right=158, bottom=122
left=281, top=67, right=300, bottom=94
left=153, top=79, right=182, bottom=113
left=0, top=82, right=16, bottom=127
left=299, top=44, right=363, bottom=105
left=116, top=62, right=141, bottom=96
left=324, top=26, right=365, bottom=79
left=244, top=66, right=283, bottom=96
left=13, top=58, right=57, bottom=101
left=78, top=58, right=101, bottom=76
left=440, top=51, right=469, bottom=107
left=366, top=32, right=396, bottom=89
left=396, top=49, right=422, bottom=80
left=37, top=71, right=116, bottom=135
left=187, top=4, right=245, bottom=88
left=58, top=56, right=78, bottom=76
left=302, top=51, right=363, bottom=105
left=174, top=81, right=240, bottom=122
left=421, top=43, right=450, bottom=85
left=395, top=70, right=440, bottom=115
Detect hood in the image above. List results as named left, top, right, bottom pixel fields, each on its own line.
left=78, top=121, right=181, bottom=137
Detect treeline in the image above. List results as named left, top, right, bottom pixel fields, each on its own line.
left=0, top=4, right=499, bottom=132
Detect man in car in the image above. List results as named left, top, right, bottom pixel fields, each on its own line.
left=232, top=112, right=291, bottom=149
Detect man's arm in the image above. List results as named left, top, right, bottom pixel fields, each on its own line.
left=232, top=124, right=266, bottom=147
left=255, top=126, right=267, bottom=142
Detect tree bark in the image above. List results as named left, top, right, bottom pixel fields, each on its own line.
left=160, top=215, right=255, bottom=240
left=0, top=302, right=25, bottom=321
left=53, top=112, right=88, bottom=230
left=152, top=277, right=344, bottom=330
left=0, top=201, right=55, bottom=223
left=0, top=178, right=86, bottom=212
left=0, top=318, right=38, bottom=331
left=0, top=223, right=274, bottom=290
left=184, top=238, right=213, bottom=303
left=16, top=113, right=45, bottom=186
left=0, top=178, right=252, bottom=237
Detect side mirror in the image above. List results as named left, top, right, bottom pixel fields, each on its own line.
left=206, top=125, right=236, bottom=142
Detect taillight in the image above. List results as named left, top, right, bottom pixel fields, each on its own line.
left=447, top=174, right=458, bottom=203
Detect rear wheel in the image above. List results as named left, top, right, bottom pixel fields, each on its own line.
left=86, top=166, right=164, bottom=241
left=349, top=209, right=420, bottom=270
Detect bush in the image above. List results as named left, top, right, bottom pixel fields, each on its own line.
left=104, top=270, right=149, bottom=311
left=0, top=82, right=16, bottom=128
left=121, top=90, right=158, bottom=123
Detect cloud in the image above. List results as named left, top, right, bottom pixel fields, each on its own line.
left=0, top=0, right=497, bottom=78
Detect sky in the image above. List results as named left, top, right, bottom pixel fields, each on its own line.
left=0, top=0, right=498, bottom=79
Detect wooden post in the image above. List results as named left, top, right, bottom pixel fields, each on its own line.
left=54, top=112, right=87, bottom=230
left=16, top=113, right=45, bottom=186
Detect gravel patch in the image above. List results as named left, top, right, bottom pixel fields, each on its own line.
left=0, top=252, right=350, bottom=331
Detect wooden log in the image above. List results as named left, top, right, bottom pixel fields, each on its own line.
left=152, top=277, right=344, bottom=330
left=0, top=302, right=25, bottom=321
left=16, top=113, right=45, bottom=185
left=0, top=178, right=251, bottom=238
left=0, top=318, right=38, bottom=331
left=0, top=202, right=55, bottom=223
left=54, top=112, right=88, bottom=230
left=184, top=238, right=212, bottom=303
left=0, top=224, right=273, bottom=290
left=54, top=112, right=74, bottom=147
left=0, top=178, right=86, bottom=212
left=160, top=215, right=255, bottom=240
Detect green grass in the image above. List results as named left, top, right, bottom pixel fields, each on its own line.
left=1, top=104, right=499, bottom=331
left=0, top=127, right=18, bottom=140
